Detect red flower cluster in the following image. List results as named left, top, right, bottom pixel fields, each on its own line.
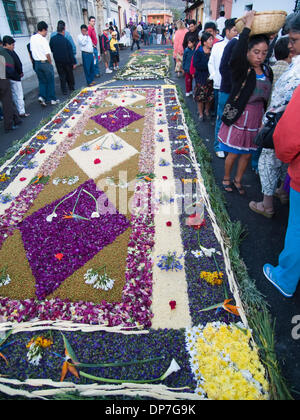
left=19, top=147, right=35, bottom=156
left=186, top=213, right=206, bottom=230
left=175, top=145, right=189, bottom=155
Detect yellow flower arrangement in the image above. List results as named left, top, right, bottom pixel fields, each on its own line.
left=26, top=336, right=53, bottom=349
left=26, top=334, right=53, bottom=366
left=200, top=271, right=223, bottom=286
left=36, top=135, right=48, bottom=141
left=185, top=323, right=269, bottom=400
left=0, top=173, right=10, bottom=182
left=181, top=178, right=198, bottom=184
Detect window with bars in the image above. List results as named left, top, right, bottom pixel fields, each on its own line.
left=3, top=0, right=26, bottom=35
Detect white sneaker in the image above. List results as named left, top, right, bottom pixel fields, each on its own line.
left=38, top=96, right=46, bottom=107
left=51, top=99, right=60, bottom=105
left=106, top=68, right=113, bottom=74
left=216, top=151, right=225, bottom=159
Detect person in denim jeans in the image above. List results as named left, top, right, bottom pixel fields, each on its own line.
left=88, top=16, right=100, bottom=78
left=78, top=25, right=95, bottom=86
left=263, top=85, right=300, bottom=297
left=34, top=61, right=56, bottom=104
left=30, top=21, right=58, bottom=106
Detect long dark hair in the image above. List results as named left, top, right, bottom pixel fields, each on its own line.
left=248, top=34, right=270, bottom=51
left=201, top=31, right=214, bottom=46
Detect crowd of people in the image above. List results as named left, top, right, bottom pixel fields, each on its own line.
left=0, top=16, right=163, bottom=132
left=173, top=11, right=300, bottom=298
left=0, top=10, right=300, bottom=298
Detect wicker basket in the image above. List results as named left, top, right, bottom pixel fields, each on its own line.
left=235, top=11, right=287, bottom=36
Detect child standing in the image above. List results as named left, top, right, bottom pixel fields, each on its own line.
left=110, top=31, right=120, bottom=71
left=182, top=39, right=195, bottom=97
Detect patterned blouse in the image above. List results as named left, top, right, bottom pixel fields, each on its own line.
left=264, top=54, right=300, bottom=123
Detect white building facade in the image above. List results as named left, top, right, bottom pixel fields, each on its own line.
left=0, top=0, right=97, bottom=81
left=231, top=0, right=296, bottom=18
left=0, top=0, right=140, bottom=84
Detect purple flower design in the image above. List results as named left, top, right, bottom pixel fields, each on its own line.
left=19, top=180, right=130, bottom=300
left=90, top=107, right=144, bottom=133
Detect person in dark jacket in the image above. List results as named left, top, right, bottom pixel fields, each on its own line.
left=50, top=21, right=76, bottom=94
left=218, top=11, right=273, bottom=194
left=193, top=32, right=214, bottom=121
left=0, top=50, right=21, bottom=132
left=2, top=36, right=29, bottom=117
left=99, top=28, right=112, bottom=74
left=182, top=39, right=196, bottom=97
left=182, top=20, right=199, bottom=50
left=131, top=26, right=140, bottom=51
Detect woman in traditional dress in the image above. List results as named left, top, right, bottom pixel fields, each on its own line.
left=218, top=11, right=273, bottom=195
left=193, top=31, right=214, bottom=122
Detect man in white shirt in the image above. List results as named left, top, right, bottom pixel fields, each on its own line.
left=208, top=19, right=237, bottom=158
left=30, top=21, right=59, bottom=107
left=216, top=11, right=227, bottom=35
left=78, top=24, right=95, bottom=86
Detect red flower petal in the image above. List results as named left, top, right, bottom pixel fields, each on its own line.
left=19, top=177, right=27, bottom=182
left=94, top=159, right=101, bottom=164
left=161, top=148, right=166, bottom=152
left=162, top=176, right=168, bottom=180
left=55, top=253, right=64, bottom=261
left=169, top=300, right=176, bottom=310
left=166, top=221, right=172, bottom=227
left=40, top=149, right=46, bottom=154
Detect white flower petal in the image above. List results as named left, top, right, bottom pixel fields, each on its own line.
left=160, top=358, right=181, bottom=380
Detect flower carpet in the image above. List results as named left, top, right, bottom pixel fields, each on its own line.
left=0, top=85, right=269, bottom=400
left=115, top=49, right=171, bottom=81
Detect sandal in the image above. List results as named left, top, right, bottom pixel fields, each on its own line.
left=249, top=201, right=275, bottom=219
left=222, top=178, right=233, bottom=193
left=233, top=179, right=246, bottom=195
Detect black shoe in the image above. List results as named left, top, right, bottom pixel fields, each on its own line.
left=5, top=124, right=18, bottom=133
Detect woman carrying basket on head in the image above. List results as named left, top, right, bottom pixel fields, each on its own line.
left=217, top=11, right=273, bottom=195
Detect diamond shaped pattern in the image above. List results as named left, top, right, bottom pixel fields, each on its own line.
left=90, top=106, right=143, bottom=132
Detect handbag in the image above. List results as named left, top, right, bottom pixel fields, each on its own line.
left=254, top=111, right=285, bottom=149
